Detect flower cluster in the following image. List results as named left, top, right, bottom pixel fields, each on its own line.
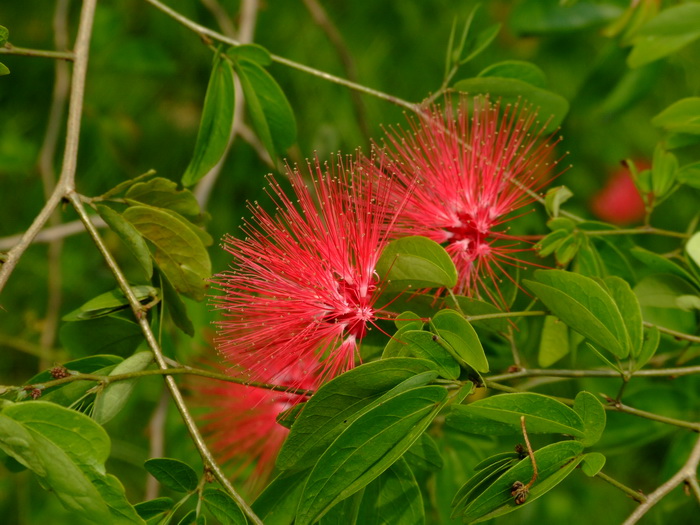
left=202, top=96, right=561, bottom=479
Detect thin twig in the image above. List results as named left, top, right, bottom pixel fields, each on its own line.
left=488, top=364, right=700, bottom=382
left=622, top=434, right=700, bottom=524
left=595, top=471, right=647, bottom=504
left=38, top=0, right=71, bottom=369
left=520, top=416, right=538, bottom=488
left=0, top=44, right=74, bottom=61
left=68, top=193, right=263, bottom=525
left=0, top=217, right=106, bottom=251
left=582, top=227, right=690, bottom=240
left=0, top=0, right=97, bottom=294
left=644, top=321, right=700, bottom=344
left=143, top=0, right=418, bottom=111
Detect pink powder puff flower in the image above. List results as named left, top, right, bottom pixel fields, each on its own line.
left=379, top=96, right=564, bottom=301
left=196, top=360, right=316, bottom=485
left=213, top=155, right=400, bottom=388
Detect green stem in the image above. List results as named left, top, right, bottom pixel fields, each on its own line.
left=595, top=471, right=647, bottom=504
left=68, top=193, right=263, bottom=525
left=488, top=365, right=700, bottom=382
left=143, top=0, right=418, bottom=111
left=604, top=398, right=700, bottom=432
left=465, top=310, right=547, bottom=322
left=645, top=321, right=700, bottom=344
left=0, top=44, right=74, bottom=61
left=582, top=227, right=690, bottom=240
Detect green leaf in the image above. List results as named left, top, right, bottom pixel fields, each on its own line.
left=182, top=52, right=235, bottom=187
left=524, top=269, right=628, bottom=358
left=462, top=441, right=585, bottom=522
left=96, top=205, right=153, bottom=279
left=93, top=351, right=154, bottom=424
left=253, top=469, right=310, bottom=525
left=478, top=60, right=547, bottom=88
left=431, top=309, right=489, bottom=373
left=295, top=385, right=448, bottom=525
left=394, top=311, right=423, bottom=331
left=635, top=273, right=699, bottom=311
left=156, top=267, right=194, bottom=337
left=144, top=458, right=198, bottom=493
left=630, top=246, right=698, bottom=286
left=234, top=58, right=296, bottom=158
left=276, top=358, right=438, bottom=472
left=202, top=488, right=246, bottom=525
left=544, top=185, right=573, bottom=217
left=356, top=457, right=424, bottom=525
left=538, top=315, right=569, bottom=368
left=652, top=97, right=700, bottom=135
left=451, top=455, right=518, bottom=518
left=687, top=232, right=700, bottom=269
left=227, top=43, right=272, bottom=66
left=462, top=23, right=501, bottom=64
left=651, top=144, right=678, bottom=198
left=125, top=177, right=201, bottom=219
left=319, top=490, right=363, bottom=524
left=177, top=510, right=197, bottom=525
left=452, top=77, right=569, bottom=133
left=604, top=276, right=643, bottom=358
left=628, top=4, right=700, bottom=68
left=446, top=392, right=585, bottom=437
left=401, top=331, right=460, bottom=380
left=123, top=205, right=211, bottom=301
left=633, top=325, right=660, bottom=372
left=62, top=285, right=158, bottom=321
left=134, top=497, right=174, bottom=519
left=573, top=391, right=606, bottom=447
left=510, top=0, right=621, bottom=35
left=580, top=452, right=606, bottom=477
left=443, top=295, right=510, bottom=332
left=0, top=402, right=144, bottom=523
left=404, top=433, right=444, bottom=472
left=0, top=25, right=8, bottom=46
left=0, top=62, right=9, bottom=76
left=678, top=161, right=700, bottom=189
left=376, top=236, right=458, bottom=291
left=60, top=316, right=143, bottom=358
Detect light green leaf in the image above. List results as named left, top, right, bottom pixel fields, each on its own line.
left=227, top=43, right=272, bottom=65
left=0, top=62, right=9, bottom=76
left=651, top=144, right=678, bottom=198
left=295, top=386, right=448, bottom=525
left=376, top=236, right=458, bottom=291
left=453, top=77, right=569, bottom=133
left=400, top=331, right=460, bottom=380
left=652, top=97, right=700, bottom=135
left=125, top=177, right=201, bottom=219
left=446, top=392, right=585, bottom=437
left=96, top=205, right=154, bottom=279
left=544, top=185, right=573, bottom=218
left=432, top=309, right=489, bottom=372
left=580, top=452, right=606, bottom=477
left=510, top=0, right=621, bottom=35
left=93, top=351, right=154, bottom=424
left=62, top=285, right=158, bottom=322
left=633, top=325, right=660, bottom=372
left=202, top=488, right=246, bottom=525
left=144, top=458, right=198, bottom=493
left=276, top=358, right=438, bottom=472
left=478, top=60, right=547, bottom=88
left=630, top=246, right=698, bottom=286
left=123, top=205, right=211, bottom=301
left=687, top=232, right=700, bottom=269
left=604, top=276, right=642, bottom=358
left=538, top=315, right=569, bottom=368
left=182, top=52, right=235, bottom=187
left=573, top=391, right=606, bottom=447
left=524, top=270, right=628, bottom=358
left=678, top=161, right=700, bottom=189
left=234, top=59, right=296, bottom=158
left=628, top=5, right=700, bottom=68
left=0, top=25, right=8, bottom=46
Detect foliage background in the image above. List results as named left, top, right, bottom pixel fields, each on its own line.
left=1, top=0, right=699, bottom=524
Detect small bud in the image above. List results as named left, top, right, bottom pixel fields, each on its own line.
left=30, top=388, right=42, bottom=400
left=511, top=480, right=529, bottom=505
left=50, top=365, right=69, bottom=379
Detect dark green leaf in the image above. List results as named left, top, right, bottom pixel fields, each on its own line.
left=678, top=161, right=700, bottom=189
left=276, top=358, right=438, bottom=471
left=444, top=295, right=509, bottom=332
left=462, top=441, right=584, bottom=522
left=202, top=487, right=246, bottom=525
left=0, top=25, right=8, bottom=46
left=182, top=52, right=235, bottom=186
left=177, top=509, right=197, bottom=525
left=478, top=60, right=547, bottom=88
left=96, top=205, right=153, bottom=279
left=253, top=469, right=310, bottom=525
left=452, top=77, right=568, bottom=133
left=524, top=269, right=628, bottom=358
left=462, top=24, right=501, bottom=64
left=652, top=97, right=700, bottom=135
left=446, top=392, right=584, bottom=437
left=62, top=285, right=157, bottom=321
left=573, top=391, right=606, bottom=447
left=276, top=402, right=305, bottom=430
left=580, top=452, right=606, bottom=477
left=123, top=205, right=211, bottom=301
left=295, top=386, right=448, bottom=525
left=60, top=316, right=144, bottom=358
left=93, top=351, right=154, bottom=424
left=538, top=315, right=569, bottom=368
left=431, top=309, right=489, bottom=373
left=319, top=490, right=363, bottom=525
left=144, top=458, right=198, bottom=493
left=125, top=177, right=201, bottom=219
left=628, top=5, right=700, bottom=68
left=134, top=497, right=174, bottom=519
left=401, top=331, right=460, bottom=380
left=451, top=455, right=518, bottom=518
left=404, top=433, right=444, bottom=471
left=376, top=236, right=458, bottom=291
left=156, top=267, right=194, bottom=337
left=356, top=458, right=424, bottom=525
left=604, top=276, right=642, bottom=358
left=227, top=43, right=272, bottom=66
left=235, top=59, right=296, bottom=157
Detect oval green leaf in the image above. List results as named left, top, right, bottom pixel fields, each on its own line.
left=401, top=330, right=460, bottom=380
left=202, top=487, right=246, bottom=525
left=125, top=177, right=201, bottom=219
left=581, top=452, right=606, bottom=477
left=432, top=309, right=489, bottom=373
left=93, top=351, right=154, bottom=424
left=144, top=458, right=198, bottom=493
left=62, top=285, right=157, bottom=322
left=376, top=236, right=458, bottom=291
left=573, top=391, right=606, bottom=447
left=604, top=276, right=642, bottom=358
left=96, top=205, right=153, bottom=279
left=478, top=60, right=547, bottom=88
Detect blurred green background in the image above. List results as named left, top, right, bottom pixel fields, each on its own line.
left=1, top=0, right=699, bottom=523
